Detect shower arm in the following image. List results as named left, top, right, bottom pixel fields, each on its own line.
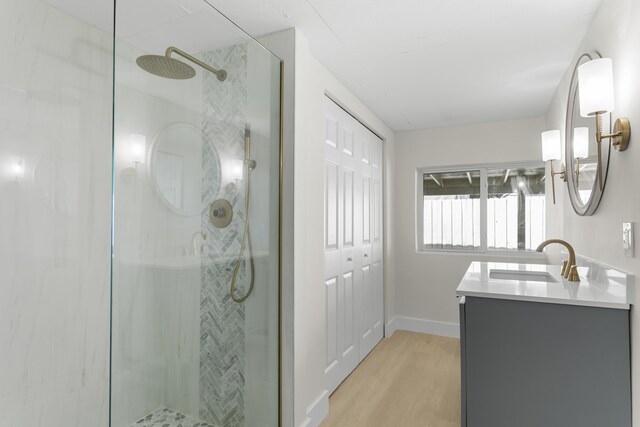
left=165, top=46, right=227, bottom=81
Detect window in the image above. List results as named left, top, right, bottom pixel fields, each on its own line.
left=418, top=163, right=546, bottom=253
left=422, top=170, right=481, bottom=250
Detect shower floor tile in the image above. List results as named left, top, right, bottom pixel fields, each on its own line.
left=130, top=407, right=215, bottom=427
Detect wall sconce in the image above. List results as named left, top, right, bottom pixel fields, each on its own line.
left=573, top=127, right=589, bottom=181
left=121, top=133, right=146, bottom=183
left=541, top=129, right=565, bottom=204
left=129, top=133, right=147, bottom=165
left=11, top=158, right=25, bottom=180
left=220, top=158, right=244, bottom=194
left=577, top=58, right=630, bottom=189
left=223, top=158, right=244, bottom=182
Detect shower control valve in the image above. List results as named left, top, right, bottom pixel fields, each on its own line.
left=209, top=199, right=233, bottom=228
left=212, top=207, right=226, bottom=218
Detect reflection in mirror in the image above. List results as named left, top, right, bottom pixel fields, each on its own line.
left=487, top=167, right=546, bottom=251
left=149, top=122, right=220, bottom=215
left=566, top=52, right=611, bottom=216
left=572, top=89, right=601, bottom=205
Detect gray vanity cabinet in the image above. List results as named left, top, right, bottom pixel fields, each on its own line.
left=459, top=296, right=631, bottom=427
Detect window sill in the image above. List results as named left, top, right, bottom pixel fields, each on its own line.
left=415, top=249, right=547, bottom=260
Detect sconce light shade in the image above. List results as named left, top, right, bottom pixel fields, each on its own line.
left=129, top=133, right=147, bottom=164
left=541, top=130, right=562, bottom=161
left=11, top=158, right=25, bottom=180
left=573, top=127, right=589, bottom=159
left=578, top=58, right=615, bottom=117
left=223, top=158, right=244, bottom=182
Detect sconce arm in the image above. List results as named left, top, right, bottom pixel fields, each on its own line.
left=595, top=112, right=605, bottom=191
left=593, top=113, right=631, bottom=190
left=600, top=130, right=624, bottom=139
left=549, top=160, right=566, bottom=205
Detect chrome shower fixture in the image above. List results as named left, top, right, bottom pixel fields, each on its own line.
left=136, top=46, right=227, bottom=81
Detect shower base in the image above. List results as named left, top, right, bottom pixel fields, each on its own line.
left=130, top=407, right=215, bottom=427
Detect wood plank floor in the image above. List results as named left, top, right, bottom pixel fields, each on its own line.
left=319, top=331, right=461, bottom=427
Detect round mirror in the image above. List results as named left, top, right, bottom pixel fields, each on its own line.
left=149, top=123, right=220, bottom=216
left=565, top=52, right=611, bottom=216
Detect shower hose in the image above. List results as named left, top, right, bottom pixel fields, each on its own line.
left=230, top=159, right=255, bottom=303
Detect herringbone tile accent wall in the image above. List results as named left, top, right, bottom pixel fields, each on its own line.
left=199, top=43, right=248, bottom=427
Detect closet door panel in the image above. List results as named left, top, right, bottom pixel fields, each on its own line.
left=324, top=97, right=384, bottom=392
left=341, top=270, right=356, bottom=363
left=371, top=137, right=384, bottom=340
left=336, top=117, right=359, bottom=387
left=324, top=100, right=359, bottom=393
left=324, top=105, right=343, bottom=392
left=358, top=130, right=376, bottom=360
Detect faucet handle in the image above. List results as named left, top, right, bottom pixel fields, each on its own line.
left=567, top=265, right=580, bottom=283
left=561, top=260, right=569, bottom=276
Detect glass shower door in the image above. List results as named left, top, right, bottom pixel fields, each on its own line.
left=110, top=2, right=281, bottom=426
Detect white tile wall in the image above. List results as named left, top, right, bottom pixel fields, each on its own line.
left=0, top=1, right=113, bottom=426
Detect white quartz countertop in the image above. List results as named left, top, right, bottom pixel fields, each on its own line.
left=456, top=261, right=633, bottom=310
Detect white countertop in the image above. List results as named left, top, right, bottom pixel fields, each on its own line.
left=456, top=261, right=633, bottom=310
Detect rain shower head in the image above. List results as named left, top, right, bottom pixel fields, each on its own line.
left=136, top=55, right=196, bottom=80
left=136, top=46, right=227, bottom=81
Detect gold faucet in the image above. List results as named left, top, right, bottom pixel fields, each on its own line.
left=536, top=239, right=580, bottom=282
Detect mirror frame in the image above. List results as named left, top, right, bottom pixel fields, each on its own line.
left=148, top=122, right=219, bottom=216
left=565, top=51, right=611, bottom=216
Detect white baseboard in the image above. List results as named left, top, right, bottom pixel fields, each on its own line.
left=298, top=389, right=329, bottom=427
left=386, top=316, right=460, bottom=338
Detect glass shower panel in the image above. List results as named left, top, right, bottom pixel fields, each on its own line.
left=0, top=0, right=114, bottom=425
left=110, top=2, right=281, bottom=426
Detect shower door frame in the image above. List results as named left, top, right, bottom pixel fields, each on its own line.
left=277, top=59, right=284, bottom=427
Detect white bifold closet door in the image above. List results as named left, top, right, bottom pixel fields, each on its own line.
left=324, top=97, right=384, bottom=394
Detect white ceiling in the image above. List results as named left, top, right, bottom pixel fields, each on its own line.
left=45, top=0, right=254, bottom=53
left=206, top=0, right=603, bottom=130
left=46, top=0, right=603, bottom=131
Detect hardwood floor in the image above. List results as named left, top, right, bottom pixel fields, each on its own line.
left=319, top=331, right=461, bottom=427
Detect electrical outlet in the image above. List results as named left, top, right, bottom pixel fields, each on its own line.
left=623, top=222, right=634, bottom=258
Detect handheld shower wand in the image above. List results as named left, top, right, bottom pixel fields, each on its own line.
left=230, top=124, right=256, bottom=303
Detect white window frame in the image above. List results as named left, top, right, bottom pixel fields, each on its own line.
left=416, top=161, right=546, bottom=257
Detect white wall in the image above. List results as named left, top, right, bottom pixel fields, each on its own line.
left=392, top=118, right=547, bottom=328
left=294, top=30, right=398, bottom=427
left=544, top=0, right=640, bottom=423
left=264, top=28, right=397, bottom=427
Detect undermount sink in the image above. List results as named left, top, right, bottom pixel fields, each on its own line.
left=489, top=269, right=558, bottom=283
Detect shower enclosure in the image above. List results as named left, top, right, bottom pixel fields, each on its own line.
left=0, top=0, right=281, bottom=426
left=110, top=1, right=282, bottom=426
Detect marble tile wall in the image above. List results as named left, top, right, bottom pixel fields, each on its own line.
left=0, top=1, right=113, bottom=426
left=110, top=38, right=203, bottom=427
left=1, top=2, right=281, bottom=426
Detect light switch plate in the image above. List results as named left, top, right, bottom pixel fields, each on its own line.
left=623, top=222, right=634, bottom=258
